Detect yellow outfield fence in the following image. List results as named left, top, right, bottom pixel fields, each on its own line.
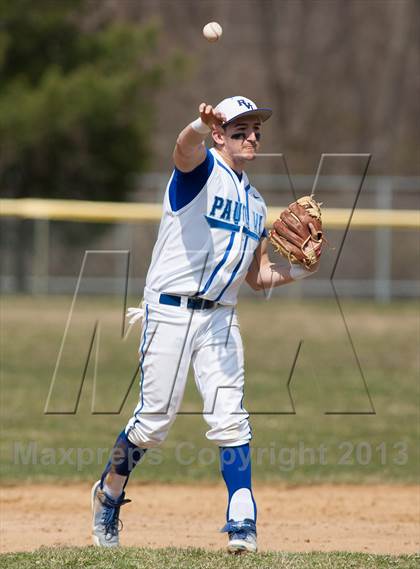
left=0, top=197, right=419, bottom=229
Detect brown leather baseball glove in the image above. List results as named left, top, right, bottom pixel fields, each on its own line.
left=268, top=196, right=324, bottom=269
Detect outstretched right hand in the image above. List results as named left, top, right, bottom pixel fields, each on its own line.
left=199, top=103, right=226, bottom=130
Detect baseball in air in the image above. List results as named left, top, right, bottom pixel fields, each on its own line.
left=203, top=22, right=223, bottom=42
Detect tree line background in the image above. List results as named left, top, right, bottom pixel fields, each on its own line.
left=1, top=0, right=418, bottom=202
left=0, top=0, right=418, bottom=293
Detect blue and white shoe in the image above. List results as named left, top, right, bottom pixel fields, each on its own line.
left=221, top=518, right=257, bottom=553
left=91, top=480, right=131, bottom=547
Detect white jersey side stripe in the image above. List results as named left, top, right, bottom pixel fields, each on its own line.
left=215, top=236, right=249, bottom=302
left=199, top=231, right=236, bottom=295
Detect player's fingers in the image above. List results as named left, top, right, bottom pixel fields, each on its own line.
left=205, top=104, right=213, bottom=115
left=199, top=102, right=206, bottom=113
left=215, top=111, right=226, bottom=123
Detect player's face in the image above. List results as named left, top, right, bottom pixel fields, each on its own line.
left=223, top=117, right=262, bottom=162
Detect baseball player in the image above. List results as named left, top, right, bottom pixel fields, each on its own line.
left=91, top=96, right=319, bottom=553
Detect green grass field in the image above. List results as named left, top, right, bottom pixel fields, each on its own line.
left=0, top=547, right=418, bottom=569
left=1, top=295, right=418, bottom=567
left=1, top=295, right=418, bottom=484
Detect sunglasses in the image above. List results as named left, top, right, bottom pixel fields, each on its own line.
left=230, top=132, right=261, bottom=141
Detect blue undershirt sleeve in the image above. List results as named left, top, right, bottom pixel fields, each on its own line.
left=169, top=149, right=214, bottom=212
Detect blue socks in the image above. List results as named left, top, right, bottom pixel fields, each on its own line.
left=101, top=434, right=256, bottom=521
left=219, top=443, right=256, bottom=522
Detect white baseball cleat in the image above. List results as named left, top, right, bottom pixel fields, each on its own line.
left=221, top=518, right=257, bottom=554
left=91, top=480, right=131, bottom=547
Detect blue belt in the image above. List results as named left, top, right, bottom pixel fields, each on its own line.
left=159, top=293, right=215, bottom=310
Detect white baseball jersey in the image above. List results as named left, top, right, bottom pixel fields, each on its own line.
left=144, top=147, right=267, bottom=306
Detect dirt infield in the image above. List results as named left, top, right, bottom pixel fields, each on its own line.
left=1, top=483, right=419, bottom=555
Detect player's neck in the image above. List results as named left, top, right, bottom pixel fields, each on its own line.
left=215, top=148, right=245, bottom=175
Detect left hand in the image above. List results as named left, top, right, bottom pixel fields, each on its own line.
left=269, top=196, right=324, bottom=269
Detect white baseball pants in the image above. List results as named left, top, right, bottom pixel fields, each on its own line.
left=126, top=299, right=251, bottom=448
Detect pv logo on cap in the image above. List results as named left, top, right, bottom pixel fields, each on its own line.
left=237, top=99, right=255, bottom=110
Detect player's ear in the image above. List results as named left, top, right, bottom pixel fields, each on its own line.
left=212, top=128, right=225, bottom=146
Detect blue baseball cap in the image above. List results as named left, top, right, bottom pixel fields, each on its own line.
left=215, top=96, right=272, bottom=126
